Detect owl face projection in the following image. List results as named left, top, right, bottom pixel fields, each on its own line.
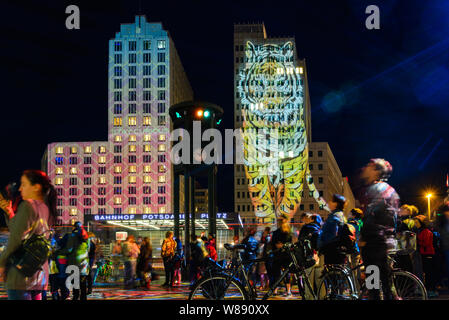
left=237, top=41, right=329, bottom=220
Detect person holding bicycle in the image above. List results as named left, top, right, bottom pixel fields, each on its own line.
left=269, top=213, right=293, bottom=297
left=357, top=158, right=400, bottom=300
left=241, top=227, right=259, bottom=287
left=318, top=194, right=348, bottom=265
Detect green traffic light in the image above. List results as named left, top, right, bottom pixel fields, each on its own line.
left=204, top=110, right=210, bottom=118
left=216, top=119, right=222, bottom=125
left=176, top=112, right=181, bottom=118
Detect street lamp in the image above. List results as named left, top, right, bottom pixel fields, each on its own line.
left=426, top=194, right=432, bottom=219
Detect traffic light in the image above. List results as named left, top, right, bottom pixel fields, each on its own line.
left=175, top=112, right=181, bottom=119
left=203, top=110, right=210, bottom=118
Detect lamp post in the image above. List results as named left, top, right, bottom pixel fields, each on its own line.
left=426, top=194, right=432, bottom=219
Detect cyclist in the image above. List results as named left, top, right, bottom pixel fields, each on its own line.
left=357, top=158, right=400, bottom=300
left=269, top=213, right=293, bottom=297
left=318, top=194, right=348, bottom=265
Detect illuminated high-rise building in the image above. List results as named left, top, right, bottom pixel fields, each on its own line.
left=42, top=16, right=193, bottom=226
left=234, top=23, right=354, bottom=226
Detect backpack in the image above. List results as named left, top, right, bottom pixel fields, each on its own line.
left=338, top=223, right=357, bottom=254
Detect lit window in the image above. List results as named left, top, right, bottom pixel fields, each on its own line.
left=144, top=207, right=152, bottom=214
left=55, top=177, right=63, bottom=185
left=144, top=176, right=151, bottom=183
left=158, top=134, right=166, bottom=141
left=129, top=145, right=136, bottom=153
left=99, top=156, right=106, bottom=164
left=129, top=135, right=137, bottom=142
left=70, top=147, right=77, bottom=154
left=144, top=145, right=151, bottom=152
left=114, top=197, right=122, bottom=205
left=129, top=176, right=136, bottom=184
left=56, top=168, right=63, bottom=175
left=114, top=135, right=122, bottom=142
left=99, top=146, right=106, bottom=153
left=144, top=134, right=151, bottom=142
left=114, top=166, right=122, bottom=173
left=70, top=168, right=77, bottom=175
left=113, top=117, right=122, bottom=127
left=70, top=208, right=77, bottom=216
left=55, top=147, right=64, bottom=154
left=158, top=175, right=165, bottom=183
left=144, top=165, right=151, bottom=173
left=159, top=207, right=166, bottom=214
left=158, top=144, right=166, bottom=152
left=84, top=146, right=92, bottom=153
left=158, top=165, right=166, bottom=173
left=157, top=40, right=166, bottom=49
left=128, top=117, right=137, bottom=126
left=129, top=166, right=137, bottom=173
left=143, top=116, right=151, bottom=126
left=128, top=207, right=136, bottom=214
left=99, top=176, right=106, bottom=184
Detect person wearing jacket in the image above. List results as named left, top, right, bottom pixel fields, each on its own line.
left=357, top=158, right=400, bottom=300
left=205, top=234, right=217, bottom=261
left=270, top=213, right=293, bottom=297
left=299, top=212, right=322, bottom=251
left=59, top=221, right=90, bottom=300
left=415, top=215, right=438, bottom=297
left=122, top=235, right=140, bottom=289
left=161, top=231, right=176, bottom=287
left=241, top=227, right=259, bottom=285
left=0, top=170, right=57, bottom=300
left=318, top=194, right=348, bottom=265
left=173, top=237, right=184, bottom=286
left=86, top=232, right=97, bottom=295
left=436, top=202, right=449, bottom=290
left=136, top=237, right=153, bottom=289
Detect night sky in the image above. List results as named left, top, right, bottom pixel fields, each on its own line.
left=1, top=0, right=448, bottom=215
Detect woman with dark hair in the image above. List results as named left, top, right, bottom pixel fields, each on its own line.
left=318, top=194, right=348, bottom=265
left=0, top=169, right=57, bottom=300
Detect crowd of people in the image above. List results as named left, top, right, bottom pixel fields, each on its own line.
left=1, top=161, right=449, bottom=300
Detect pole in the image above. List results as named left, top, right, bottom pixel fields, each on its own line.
left=174, top=174, right=180, bottom=239
left=427, top=196, right=431, bottom=220
left=183, top=170, right=190, bottom=280
left=191, top=177, right=196, bottom=238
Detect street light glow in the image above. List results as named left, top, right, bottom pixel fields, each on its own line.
left=426, top=193, right=432, bottom=198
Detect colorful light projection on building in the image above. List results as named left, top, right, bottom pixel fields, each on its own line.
left=238, top=41, right=329, bottom=219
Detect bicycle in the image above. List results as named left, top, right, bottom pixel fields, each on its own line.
left=189, top=241, right=332, bottom=300
left=318, top=250, right=427, bottom=300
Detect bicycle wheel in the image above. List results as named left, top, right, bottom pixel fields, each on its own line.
left=317, top=269, right=356, bottom=300
left=189, top=276, right=248, bottom=300
left=392, top=271, right=427, bottom=300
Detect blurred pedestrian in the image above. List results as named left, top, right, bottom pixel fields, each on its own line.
left=137, top=237, right=153, bottom=289
left=173, top=236, right=184, bottom=286
left=0, top=170, right=57, bottom=300
left=161, top=231, right=176, bottom=287
left=122, top=235, right=140, bottom=289
left=111, top=240, right=122, bottom=282
left=416, top=215, right=438, bottom=297
left=436, top=203, right=449, bottom=289
left=87, top=232, right=97, bottom=295
left=270, top=213, right=293, bottom=297
left=206, top=234, right=217, bottom=261
left=59, top=221, right=90, bottom=300
left=241, top=227, right=259, bottom=286
left=258, top=227, right=271, bottom=290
